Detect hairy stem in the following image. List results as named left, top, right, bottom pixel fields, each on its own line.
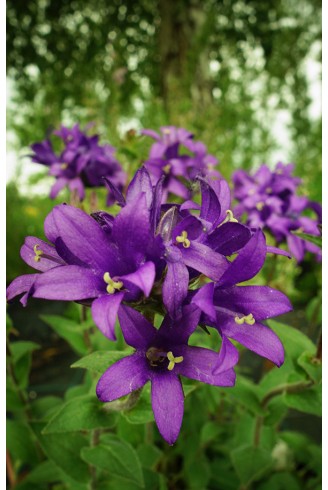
left=253, top=380, right=314, bottom=447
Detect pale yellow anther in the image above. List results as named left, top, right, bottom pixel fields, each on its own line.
left=103, top=272, right=123, bottom=294
left=235, top=313, right=255, bottom=325
left=266, top=187, right=272, bottom=194
left=162, top=164, right=171, bottom=174
left=248, top=189, right=255, bottom=196
left=256, top=202, right=264, bottom=211
left=163, top=128, right=171, bottom=135
left=60, top=163, right=68, bottom=170
left=167, top=351, right=184, bottom=371
left=176, top=230, right=191, bottom=248
left=33, top=244, right=44, bottom=262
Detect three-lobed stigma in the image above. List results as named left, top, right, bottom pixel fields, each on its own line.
left=33, top=244, right=44, bottom=262
left=103, top=272, right=123, bottom=294
left=167, top=351, right=184, bottom=371
left=235, top=313, right=255, bottom=325
left=176, top=230, right=191, bottom=248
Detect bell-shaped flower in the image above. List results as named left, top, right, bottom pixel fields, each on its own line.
left=190, top=230, right=293, bottom=366
left=96, top=304, right=238, bottom=445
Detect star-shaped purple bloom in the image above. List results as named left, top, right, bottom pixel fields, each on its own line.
left=30, top=124, right=126, bottom=203
left=96, top=304, right=238, bottom=444
left=190, top=230, right=293, bottom=366
left=142, top=126, right=220, bottom=201
left=7, top=193, right=160, bottom=340
left=232, top=163, right=321, bottom=262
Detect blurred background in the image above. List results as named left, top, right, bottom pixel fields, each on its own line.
left=6, top=2, right=322, bottom=488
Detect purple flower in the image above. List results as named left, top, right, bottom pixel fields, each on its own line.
left=96, top=304, right=238, bottom=444
left=7, top=193, right=160, bottom=340
left=142, top=126, right=220, bottom=201
left=190, top=230, right=293, bottom=366
left=232, top=163, right=321, bottom=262
left=30, top=124, right=126, bottom=203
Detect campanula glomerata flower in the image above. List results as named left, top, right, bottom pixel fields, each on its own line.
left=232, top=163, right=321, bottom=262
left=142, top=126, right=220, bottom=201
left=97, top=305, right=238, bottom=444
left=30, top=124, right=126, bottom=203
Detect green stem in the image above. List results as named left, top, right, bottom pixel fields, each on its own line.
left=253, top=380, right=314, bottom=447
left=89, top=429, right=100, bottom=490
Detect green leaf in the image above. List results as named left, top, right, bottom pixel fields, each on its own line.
left=137, top=444, right=162, bottom=469
left=71, top=349, right=133, bottom=374
left=40, top=314, right=89, bottom=355
left=122, top=385, right=154, bottom=425
left=224, top=375, right=264, bottom=414
left=32, top=422, right=90, bottom=483
left=231, top=445, right=273, bottom=486
left=6, top=420, right=39, bottom=466
left=30, top=396, right=63, bottom=419
left=297, top=351, right=322, bottom=383
left=291, top=231, right=322, bottom=248
left=185, top=455, right=211, bottom=490
left=81, top=435, right=144, bottom=488
left=43, top=395, right=117, bottom=433
left=284, top=383, right=321, bottom=416
left=10, top=341, right=40, bottom=363
left=24, top=460, right=62, bottom=484
left=256, top=472, right=301, bottom=490
left=267, top=320, right=316, bottom=362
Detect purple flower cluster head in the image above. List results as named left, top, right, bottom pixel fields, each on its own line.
left=142, top=126, right=220, bottom=202
left=30, top=124, right=126, bottom=203
left=233, top=162, right=322, bottom=263
left=8, top=162, right=293, bottom=444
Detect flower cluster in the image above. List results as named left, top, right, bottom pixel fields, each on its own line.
left=7, top=163, right=292, bottom=444
left=30, top=124, right=126, bottom=203
left=232, top=163, right=322, bottom=262
left=142, top=126, right=220, bottom=201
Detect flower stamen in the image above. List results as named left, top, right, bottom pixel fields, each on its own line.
left=235, top=313, right=255, bottom=325
left=162, top=164, right=171, bottom=174
left=176, top=230, right=191, bottom=248
left=60, top=163, right=68, bottom=170
left=167, top=351, right=184, bottom=371
left=103, top=272, right=123, bottom=294
left=33, top=244, right=44, bottom=262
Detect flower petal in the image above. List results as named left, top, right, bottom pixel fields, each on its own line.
left=118, top=305, right=156, bottom=349
left=91, top=292, right=124, bottom=340
left=103, top=177, right=126, bottom=207
left=159, top=304, right=201, bottom=344
left=151, top=372, right=184, bottom=445
left=32, top=265, right=102, bottom=300
left=213, top=335, right=239, bottom=375
left=111, top=193, right=151, bottom=262
left=181, top=242, right=229, bottom=281
left=162, top=258, right=189, bottom=318
left=220, top=318, right=284, bottom=366
left=191, top=282, right=216, bottom=321
left=49, top=178, right=68, bottom=199
left=206, top=222, right=251, bottom=256
left=266, top=245, right=291, bottom=258
left=213, top=286, right=292, bottom=321
left=6, top=274, right=39, bottom=305
left=20, top=237, right=64, bottom=271
left=120, top=262, right=155, bottom=297
left=199, top=178, right=221, bottom=228
left=216, top=229, right=266, bottom=287
left=126, top=167, right=153, bottom=208
left=175, top=345, right=236, bottom=386
left=96, top=354, right=149, bottom=402
left=50, top=204, right=117, bottom=270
